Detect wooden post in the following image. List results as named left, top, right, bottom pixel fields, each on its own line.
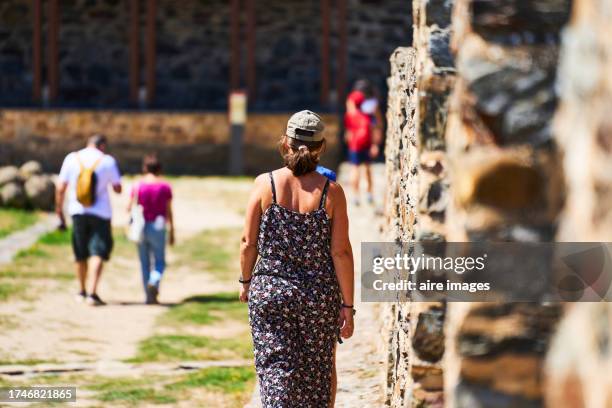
left=336, top=0, right=347, bottom=108
left=145, top=0, right=157, bottom=105
left=32, top=0, right=42, bottom=102
left=246, top=0, right=256, bottom=99
left=129, top=0, right=140, bottom=105
left=47, top=0, right=59, bottom=103
left=320, top=0, right=330, bottom=106
left=230, top=0, right=241, bottom=90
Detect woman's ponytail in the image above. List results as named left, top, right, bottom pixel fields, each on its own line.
left=279, top=136, right=325, bottom=176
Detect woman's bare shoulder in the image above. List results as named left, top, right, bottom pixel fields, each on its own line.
left=327, top=180, right=346, bottom=199
left=326, top=181, right=347, bottom=216
left=253, top=172, right=269, bottom=185
left=252, top=171, right=277, bottom=202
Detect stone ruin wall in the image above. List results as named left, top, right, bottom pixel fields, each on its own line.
left=0, top=110, right=340, bottom=175
left=545, top=0, right=612, bottom=405
left=383, top=0, right=454, bottom=404
left=384, top=0, right=612, bottom=407
left=0, top=0, right=411, bottom=111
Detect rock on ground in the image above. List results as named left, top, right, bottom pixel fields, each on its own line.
left=19, top=160, right=43, bottom=179
left=1, top=182, right=28, bottom=209
left=0, top=166, right=20, bottom=187
left=25, top=175, right=55, bottom=211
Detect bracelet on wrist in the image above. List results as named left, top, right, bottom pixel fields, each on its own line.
left=239, top=277, right=252, bottom=284
left=341, top=303, right=357, bottom=316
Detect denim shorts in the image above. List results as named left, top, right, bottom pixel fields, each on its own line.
left=348, top=149, right=371, bottom=165
left=71, top=214, right=113, bottom=261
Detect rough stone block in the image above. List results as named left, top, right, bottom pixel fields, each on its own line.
left=0, top=166, right=20, bottom=187
left=470, top=0, right=571, bottom=45
left=19, top=160, right=42, bottom=179
left=412, top=305, right=446, bottom=362
left=1, top=181, right=27, bottom=208
left=25, top=175, right=55, bottom=211
left=451, top=147, right=563, bottom=220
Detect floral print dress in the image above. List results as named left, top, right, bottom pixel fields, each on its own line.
left=248, top=172, right=341, bottom=407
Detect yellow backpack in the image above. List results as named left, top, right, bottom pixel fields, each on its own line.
left=76, top=154, right=103, bottom=207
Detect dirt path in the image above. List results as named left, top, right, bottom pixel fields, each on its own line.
left=0, top=177, right=251, bottom=364
left=1, top=170, right=387, bottom=406
left=0, top=215, right=56, bottom=265
left=335, top=163, right=386, bottom=407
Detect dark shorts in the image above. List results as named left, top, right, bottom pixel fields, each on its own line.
left=72, top=214, right=113, bottom=261
left=348, top=149, right=371, bottom=165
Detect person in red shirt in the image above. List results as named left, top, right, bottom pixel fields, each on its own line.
left=344, top=90, right=380, bottom=205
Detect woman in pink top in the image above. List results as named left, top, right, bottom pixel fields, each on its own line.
left=128, top=155, right=175, bottom=304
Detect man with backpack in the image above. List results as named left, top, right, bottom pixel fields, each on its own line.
left=56, top=134, right=122, bottom=306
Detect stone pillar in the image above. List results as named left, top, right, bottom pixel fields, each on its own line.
left=384, top=46, right=419, bottom=407
left=545, top=0, right=612, bottom=406
left=443, top=0, right=570, bottom=406
left=383, top=0, right=455, bottom=405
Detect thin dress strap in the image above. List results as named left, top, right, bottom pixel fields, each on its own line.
left=269, top=172, right=277, bottom=203
left=319, top=179, right=330, bottom=209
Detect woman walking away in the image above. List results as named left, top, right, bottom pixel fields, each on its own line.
left=239, top=110, right=355, bottom=407
left=128, top=154, right=175, bottom=304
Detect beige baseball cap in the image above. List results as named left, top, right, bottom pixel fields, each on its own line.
left=286, top=110, right=325, bottom=142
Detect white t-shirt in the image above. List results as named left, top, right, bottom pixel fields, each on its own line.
left=58, top=147, right=122, bottom=219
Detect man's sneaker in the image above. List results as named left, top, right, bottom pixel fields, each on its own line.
left=86, top=293, right=106, bottom=306
left=75, top=290, right=87, bottom=303
left=146, top=284, right=159, bottom=305
left=366, top=193, right=374, bottom=205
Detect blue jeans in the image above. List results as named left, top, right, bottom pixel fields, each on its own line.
left=137, top=223, right=166, bottom=293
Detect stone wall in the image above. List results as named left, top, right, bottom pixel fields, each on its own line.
left=58, top=0, right=130, bottom=108
left=383, top=46, right=420, bottom=407
left=443, top=1, right=568, bottom=405
left=0, top=109, right=340, bottom=175
left=344, top=0, right=412, bottom=107
left=0, top=0, right=33, bottom=107
left=384, top=0, right=612, bottom=407
left=545, top=0, right=612, bottom=406
left=0, top=0, right=411, bottom=111
left=383, top=0, right=455, bottom=404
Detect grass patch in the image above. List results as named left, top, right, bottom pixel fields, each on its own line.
left=0, top=358, right=58, bottom=366
left=167, top=366, right=255, bottom=394
left=3, top=228, right=73, bottom=279
left=160, top=293, right=248, bottom=326
left=14, top=246, right=49, bottom=259
left=97, top=388, right=177, bottom=404
left=174, top=228, right=241, bottom=281
left=87, top=377, right=156, bottom=392
left=0, top=228, right=76, bottom=291
left=85, top=376, right=176, bottom=404
left=38, top=229, right=72, bottom=246
left=0, top=208, right=40, bottom=239
left=0, top=281, right=26, bottom=301
left=75, top=368, right=254, bottom=407
left=128, top=334, right=252, bottom=363
left=0, top=268, right=73, bottom=281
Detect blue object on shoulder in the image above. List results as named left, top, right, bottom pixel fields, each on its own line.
left=316, top=165, right=337, bottom=181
